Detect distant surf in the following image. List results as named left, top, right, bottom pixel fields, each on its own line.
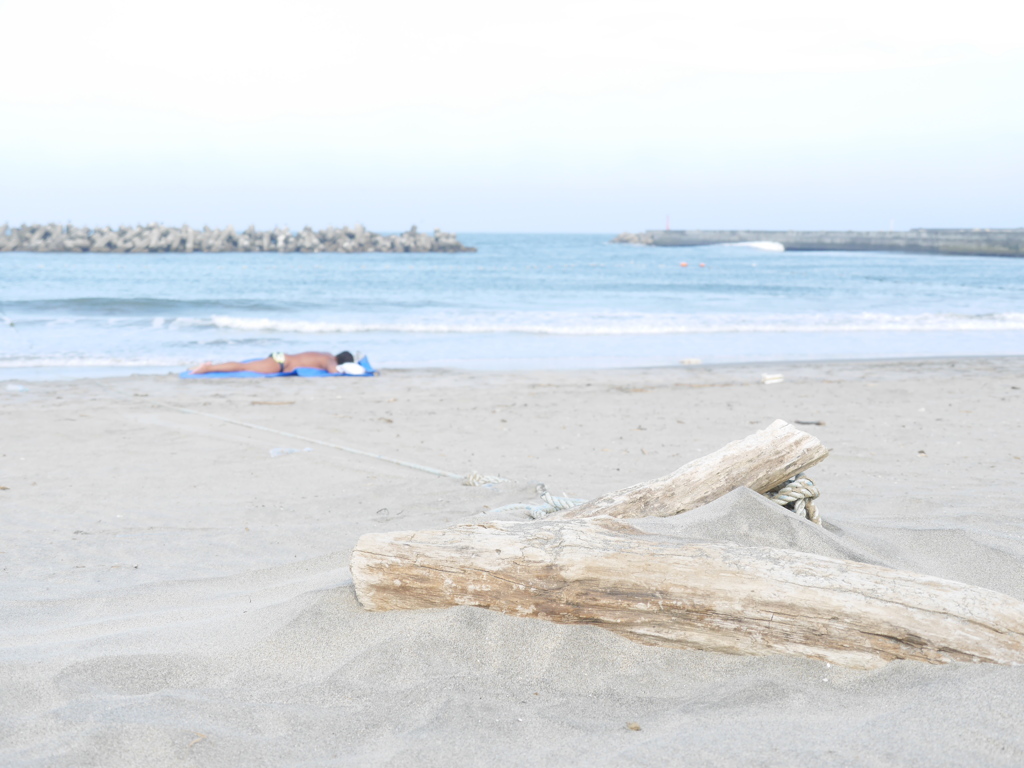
left=187, top=311, right=1024, bottom=335
left=0, top=355, right=189, bottom=368
left=725, top=241, right=786, bottom=252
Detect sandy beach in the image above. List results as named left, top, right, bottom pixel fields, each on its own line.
left=3, top=356, right=1024, bottom=766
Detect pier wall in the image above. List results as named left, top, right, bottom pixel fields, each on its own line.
left=614, top=229, right=1024, bottom=257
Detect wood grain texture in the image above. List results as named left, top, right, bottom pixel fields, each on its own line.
left=351, top=518, right=1024, bottom=669
left=549, top=419, right=829, bottom=520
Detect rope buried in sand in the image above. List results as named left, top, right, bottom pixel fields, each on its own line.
left=484, top=484, right=587, bottom=520
left=163, top=406, right=819, bottom=522
left=461, top=472, right=513, bottom=487
left=488, top=478, right=823, bottom=523
left=163, top=405, right=512, bottom=484
left=765, top=473, right=821, bottom=525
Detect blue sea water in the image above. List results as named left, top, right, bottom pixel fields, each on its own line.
left=2, top=234, right=1024, bottom=380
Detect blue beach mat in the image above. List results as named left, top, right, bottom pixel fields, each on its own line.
left=180, top=356, right=377, bottom=379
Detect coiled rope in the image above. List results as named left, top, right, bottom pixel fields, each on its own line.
left=765, top=473, right=821, bottom=524
left=481, top=484, right=587, bottom=520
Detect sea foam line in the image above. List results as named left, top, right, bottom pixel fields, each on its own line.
left=0, top=356, right=188, bottom=368
left=170, top=312, right=1024, bottom=335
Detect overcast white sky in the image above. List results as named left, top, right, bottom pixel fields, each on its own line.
left=1, top=0, right=1022, bottom=232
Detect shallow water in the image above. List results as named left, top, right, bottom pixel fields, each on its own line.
left=2, top=234, right=1023, bottom=379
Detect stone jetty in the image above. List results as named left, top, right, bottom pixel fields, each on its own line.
left=613, top=229, right=1024, bottom=257
left=0, top=224, right=475, bottom=253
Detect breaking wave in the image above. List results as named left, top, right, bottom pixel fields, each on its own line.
left=0, top=355, right=188, bottom=368
left=168, top=312, right=1024, bottom=336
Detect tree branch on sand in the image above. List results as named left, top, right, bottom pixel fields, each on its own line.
left=350, top=421, right=1024, bottom=669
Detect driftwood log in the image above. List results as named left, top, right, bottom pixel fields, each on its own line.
left=549, top=419, right=828, bottom=520
left=351, top=517, right=1024, bottom=669
left=350, top=421, right=1024, bottom=667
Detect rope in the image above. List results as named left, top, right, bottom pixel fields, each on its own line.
left=482, top=484, right=587, bottom=520
left=487, top=477, right=822, bottom=524
left=765, top=473, right=821, bottom=525
left=462, top=472, right=513, bottom=486
left=162, top=405, right=506, bottom=483
left=162, top=405, right=820, bottom=523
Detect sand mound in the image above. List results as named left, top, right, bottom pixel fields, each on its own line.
left=631, top=487, right=889, bottom=565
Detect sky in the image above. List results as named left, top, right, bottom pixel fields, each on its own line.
left=1, top=0, right=1022, bottom=233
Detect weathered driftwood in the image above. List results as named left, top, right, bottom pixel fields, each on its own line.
left=550, top=419, right=829, bottom=520
left=351, top=517, right=1024, bottom=669
left=351, top=421, right=1024, bottom=667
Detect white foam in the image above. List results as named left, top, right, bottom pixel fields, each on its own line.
left=174, top=312, right=1024, bottom=336
left=725, top=241, right=786, bottom=252
left=0, top=356, right=188, bottom=368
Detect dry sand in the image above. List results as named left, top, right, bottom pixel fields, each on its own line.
left=2, top=356, right=1023, bottom=766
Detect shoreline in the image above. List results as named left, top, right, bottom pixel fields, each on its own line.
left=4, top=351, right=1024, bottom=384
left=6, top=238, right=1022, bottom=386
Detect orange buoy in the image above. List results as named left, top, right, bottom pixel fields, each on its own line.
left=680, top=262, right=688, bottom=267
left=699, top=262, right=706, bottom=267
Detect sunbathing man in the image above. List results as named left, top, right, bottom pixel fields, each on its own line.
left=191, top=350, right=356, bottom=375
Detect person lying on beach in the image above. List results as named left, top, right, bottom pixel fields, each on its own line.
left=191, top=350, right=356, bottom=375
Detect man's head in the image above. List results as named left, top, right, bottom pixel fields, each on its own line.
left=335, top=351, right=355, bottom=365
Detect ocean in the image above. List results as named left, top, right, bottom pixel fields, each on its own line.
left=2, top=233, right=1023, bottom=380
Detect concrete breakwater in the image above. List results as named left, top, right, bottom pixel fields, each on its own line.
left=613, top=229, right=1024, bottom=257
left=0, top=223, right=475, bottom=253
